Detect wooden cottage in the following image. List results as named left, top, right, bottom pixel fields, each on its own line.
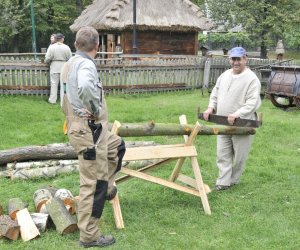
left=70, top=0, right=212, bottom=56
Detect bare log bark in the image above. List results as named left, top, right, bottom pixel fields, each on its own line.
left=46, top=197, right=78, bottom=234
left=0, top=140, right=157, bottom=166
left=114, top=122, right=256, bottom=137
left=10, top=163, right=79, bottom=180
left=16, top=208, right=40, bottom=241
left=31, top=213, right=49, bottom=233
left=8, top=198, right=28, bottom=220
left=0, top=215, right=20, bottom=240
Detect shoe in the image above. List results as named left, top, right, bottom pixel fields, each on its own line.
left=214, top=185, right=230, bottom=191
left=79, top=235, right=116, bottom=248
left=106, top=186, right=117, bottom=200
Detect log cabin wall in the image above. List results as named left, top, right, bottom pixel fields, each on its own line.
left=121, top=31, right=198, bottom=55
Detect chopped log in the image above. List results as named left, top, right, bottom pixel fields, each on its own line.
left=16, top=208, right=40, bottom=241
left=33, top=186, right=57, bottom=213
left=45, top=197, right=78, bottom=234
left=0, top=215, right=20, bottom=240
left=31, top=213, right=49, bottom=233
left=8, top=198, right=28, bottom=220
left=54, top=189, right=76, bottom=215
left=0, top=121, right=256, bottom=166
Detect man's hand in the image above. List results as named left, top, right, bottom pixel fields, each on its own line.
left=203, top=107, right=214, bottom=120
left=228, top=113, right=239, bottom=125
left=80, top=108, right=96, bottom=119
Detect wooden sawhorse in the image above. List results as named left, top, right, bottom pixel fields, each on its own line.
left=110, top=115, right=211, bottom=229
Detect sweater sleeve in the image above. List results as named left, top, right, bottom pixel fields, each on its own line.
left=208, top=76, right=221, bottom=111
left=233, top=79, right=261, bottom=118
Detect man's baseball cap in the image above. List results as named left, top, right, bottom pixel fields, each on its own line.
left=56, top=33, right=65, bottom=40
left=229, top=47, right=247, bottom=58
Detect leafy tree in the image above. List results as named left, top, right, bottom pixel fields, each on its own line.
left=0, top=0, right=27, bottom=52
left=204, top=0, right=300, bottom=58
left=0, top=0, right=93, bottom=52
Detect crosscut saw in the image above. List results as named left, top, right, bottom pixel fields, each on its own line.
left=197, top=108, right=262, bottom=128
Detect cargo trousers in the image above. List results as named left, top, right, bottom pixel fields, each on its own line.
left=62, top=96, right=125, bottom=242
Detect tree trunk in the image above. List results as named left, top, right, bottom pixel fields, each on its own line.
left=0, top=123, right=255, bottom=165
left=0, top=215, right=20, bottom=240
left=0, top=204, right=3, bottom=215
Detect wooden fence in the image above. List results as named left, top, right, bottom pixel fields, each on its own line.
left=0, top=53, right=297, bottom=95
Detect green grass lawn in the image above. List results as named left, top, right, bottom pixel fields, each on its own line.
left=0, top=91, right=300, bottom=250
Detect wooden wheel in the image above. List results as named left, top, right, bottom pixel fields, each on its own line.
left=270, top=94, right=295, bottom=108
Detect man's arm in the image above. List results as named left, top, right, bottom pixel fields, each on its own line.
left=77, top=62, right=101, bottom=117
left=203, top=77, right=221, bottom=120
left=45, top=46, right=53, bottom=64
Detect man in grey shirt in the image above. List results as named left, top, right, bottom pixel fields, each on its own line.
left=45, top=33, right=72, bottom=104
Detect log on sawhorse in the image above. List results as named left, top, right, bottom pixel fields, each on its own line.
left=110, top=115, right=211, bottom=229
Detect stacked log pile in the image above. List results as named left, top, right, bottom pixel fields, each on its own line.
left=0, top=186, right=79, bottom=242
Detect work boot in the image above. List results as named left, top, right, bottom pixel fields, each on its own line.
left=106, top=186, right=117, bottom=200
left=79, top=235, right=116, bottom=248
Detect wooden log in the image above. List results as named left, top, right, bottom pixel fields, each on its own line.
left=33, top=187, right=57, bottom=212
left=10, top=163, right=79, bottom=180
left=7, top=159, right=78, bottom=170
left=0, top=141, right=157, bottom=165
left=45, top=197, right=78, bottom=234
left=16, top=208, right=40, bottom=241
left=2, top=159, right=158, bottom=180
left=0, top=121, right=255, bottom=165
left=0, top=215, right=20, bottom=240
left=31, top=213, right=49, bottom=233
left=54, top=189, right=76, bottom=215
left=8, top=198, right=28, bottom=220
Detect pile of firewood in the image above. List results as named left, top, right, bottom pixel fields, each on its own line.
left=0, top=186, right=78, bottom=242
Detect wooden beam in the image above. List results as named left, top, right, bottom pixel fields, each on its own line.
left=123, top=145, right=197, bottom=161
left=121, top=168, right=204, bottom=197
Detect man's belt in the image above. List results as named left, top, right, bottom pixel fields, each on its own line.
left=197, top=112, right=262, bottom=128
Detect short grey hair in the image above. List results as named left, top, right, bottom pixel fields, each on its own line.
left=75, top=26, right=99, bottom=52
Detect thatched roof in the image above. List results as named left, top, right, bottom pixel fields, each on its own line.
left=70, top=0, right=213, bottom=32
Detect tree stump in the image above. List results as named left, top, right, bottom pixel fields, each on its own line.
left=33, top=186, right=57, bottom=212
left=0, top=215, right=20, bottom=240
left=8, top=198, right=28, bottom=220
left=46, top=197, right=78, bottom=234
left=16, top=208, right=40, bottom=241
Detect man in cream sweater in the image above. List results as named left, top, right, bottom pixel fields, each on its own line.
left=203, top=47, right=261, bottom=191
